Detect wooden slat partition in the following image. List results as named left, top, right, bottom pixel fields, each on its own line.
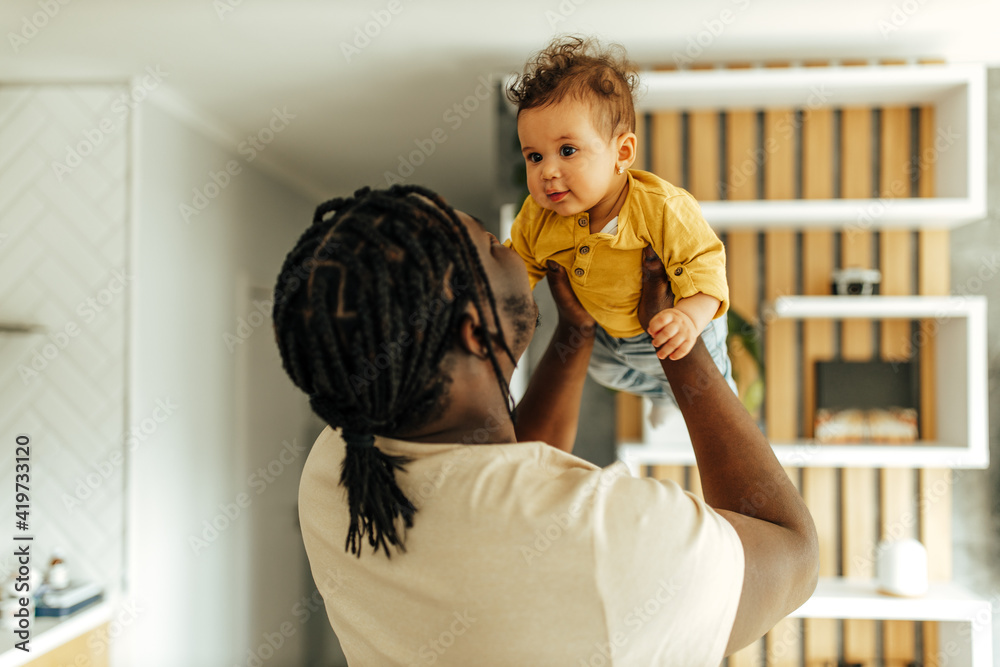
left=763, top=104, right=803, bottom=667
left=879, top=102, right=919, bottom=666
left=839, top=105, right=879, bottom=667
left=918, top=91, right=951, bottom=662
left=648, top=94, right=687, bottom=488
left=800, top=95, right=839, bottom=667
left=685, top=100, right=720, bottom=508
left=628, top=60, right=955, bottom=667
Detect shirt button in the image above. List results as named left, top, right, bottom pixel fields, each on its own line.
left=578, top=218, right=587, bottom=227
left=674, top=267, right=683, bottom=276
left=579, top=246, right=590, bottom=254
left=574, top=268, right=584, bottom=277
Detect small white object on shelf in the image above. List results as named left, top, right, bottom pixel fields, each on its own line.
left=876, top=539, right=928, bottom=598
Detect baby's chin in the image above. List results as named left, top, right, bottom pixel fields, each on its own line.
left=532, top=193, right=586, bottom=217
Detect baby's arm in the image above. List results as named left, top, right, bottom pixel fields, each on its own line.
left=647, top=293, right=720, bottom=360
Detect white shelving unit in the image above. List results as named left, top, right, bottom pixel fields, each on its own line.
left=618, top=295, right=989, bottom=470
left=790, top=579, right=992, bottom=667
left=634, top=62, right=987, bottom=229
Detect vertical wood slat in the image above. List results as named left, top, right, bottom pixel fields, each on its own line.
left=646, top=108, right=686, bottom=487
left=762, top=106, right=802, bottom=667
left=800, top=102, right=839, bottom=667
left=879, top=104, right=918, bottom=667
left=725, top=107, right=763, bottom=422
left=682, top=105, right=722, bottom=506
left=688, top=101, right=760, bottom=667
left=839, top=106, right=878, bottom=667
left=917, top=98, right=949, bottom=662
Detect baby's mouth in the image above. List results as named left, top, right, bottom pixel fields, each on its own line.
left=546, top=190, right=568, bottom=203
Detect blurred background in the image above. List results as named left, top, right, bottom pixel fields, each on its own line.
left=0, top=1, right=998, bottom=665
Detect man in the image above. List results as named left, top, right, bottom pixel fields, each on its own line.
left=273, top=185, right=817, bottom=665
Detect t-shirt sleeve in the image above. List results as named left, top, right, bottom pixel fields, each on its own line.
left=653, top=193, right=730, bottom=319
left=503, top=196, right=549, bottom=291
left=591, top=467, right=744, bottom=666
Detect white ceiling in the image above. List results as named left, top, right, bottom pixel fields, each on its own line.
left=3, top=0, right=998, bottom=214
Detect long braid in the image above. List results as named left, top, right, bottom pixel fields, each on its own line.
left=272, top=185, right=515, bottom=558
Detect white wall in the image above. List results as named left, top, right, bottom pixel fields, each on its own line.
left=122, top=99, right=319, bottom=666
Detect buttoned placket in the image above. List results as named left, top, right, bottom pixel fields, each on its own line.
left=571, top=213, right=598, bottom=283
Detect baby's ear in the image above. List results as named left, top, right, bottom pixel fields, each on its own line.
left=616, top=131, right=637, bottom=167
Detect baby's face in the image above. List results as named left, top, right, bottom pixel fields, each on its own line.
left=517, top=98, right=622, bottom=218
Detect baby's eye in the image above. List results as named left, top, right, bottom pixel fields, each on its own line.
left=560, top=146, right=577, bottom=157
left=527, top=153, right=542, bottom=163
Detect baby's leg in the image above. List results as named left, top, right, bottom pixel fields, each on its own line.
left=587, top=316, right=738, bottom=402
left=587, top=326, right=675, bottom=402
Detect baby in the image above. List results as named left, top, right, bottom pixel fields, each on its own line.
left=504, top=36, right=737, bottom=426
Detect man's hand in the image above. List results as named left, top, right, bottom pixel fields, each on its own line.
left=546, top=260, right=596, bottom=332
left=637, top=246, right=675, bottom=332
left=647, top=307, right=698, bottom=360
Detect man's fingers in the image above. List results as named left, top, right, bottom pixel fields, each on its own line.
left=641, top=246, right=666, bottom=278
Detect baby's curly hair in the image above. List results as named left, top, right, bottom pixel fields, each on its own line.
left=507, top=35, right=639, bottom=138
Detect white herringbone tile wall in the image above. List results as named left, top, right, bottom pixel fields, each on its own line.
left=0, top=84, right=129, bottom=595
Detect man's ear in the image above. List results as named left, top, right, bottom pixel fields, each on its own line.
left=616, top=132, right=637, bottom=169
left=456, top=308, right=490, bottom=359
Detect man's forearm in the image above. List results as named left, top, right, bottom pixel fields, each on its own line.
left=658, top=339, right=813, bottom=535
left=514, top=321, right=595, bottom=453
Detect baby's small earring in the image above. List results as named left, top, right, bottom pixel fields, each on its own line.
left=616, top=165, right=624, bottom=175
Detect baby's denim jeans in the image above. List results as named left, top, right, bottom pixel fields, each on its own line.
left=588, top=314, right=738, bottom=406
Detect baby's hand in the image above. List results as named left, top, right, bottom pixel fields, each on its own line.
left=647, top=307, right=698, bottom=360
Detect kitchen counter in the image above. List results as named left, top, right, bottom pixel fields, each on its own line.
left=0, top=601, right=112, bottom=667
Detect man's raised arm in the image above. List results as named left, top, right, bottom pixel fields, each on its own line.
left=514, top=262, right=596, bottom=453
left=639, top=247, right=819, bottom=656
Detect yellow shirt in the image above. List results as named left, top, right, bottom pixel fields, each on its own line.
left=299, top=426, right=745, bottom=666
left=504, top=169, right=729, bottom=338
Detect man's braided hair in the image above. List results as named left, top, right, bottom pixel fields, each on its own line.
left=272, top=185, right=515, bottom=558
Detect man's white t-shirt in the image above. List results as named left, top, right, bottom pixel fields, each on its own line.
left=298, top=426, right=744, bottom=666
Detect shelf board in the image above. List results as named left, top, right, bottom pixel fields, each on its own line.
left=790, top=578, right=990, bottom=622
left=771, top=294, right=986, bottom=319
left=635, top=62, right=983, bottom=111
left=698, top=197, right=983, bottom=229
left=618, top=439, right=988, bottom=469
left=629, top=62, right=987, bottom=229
